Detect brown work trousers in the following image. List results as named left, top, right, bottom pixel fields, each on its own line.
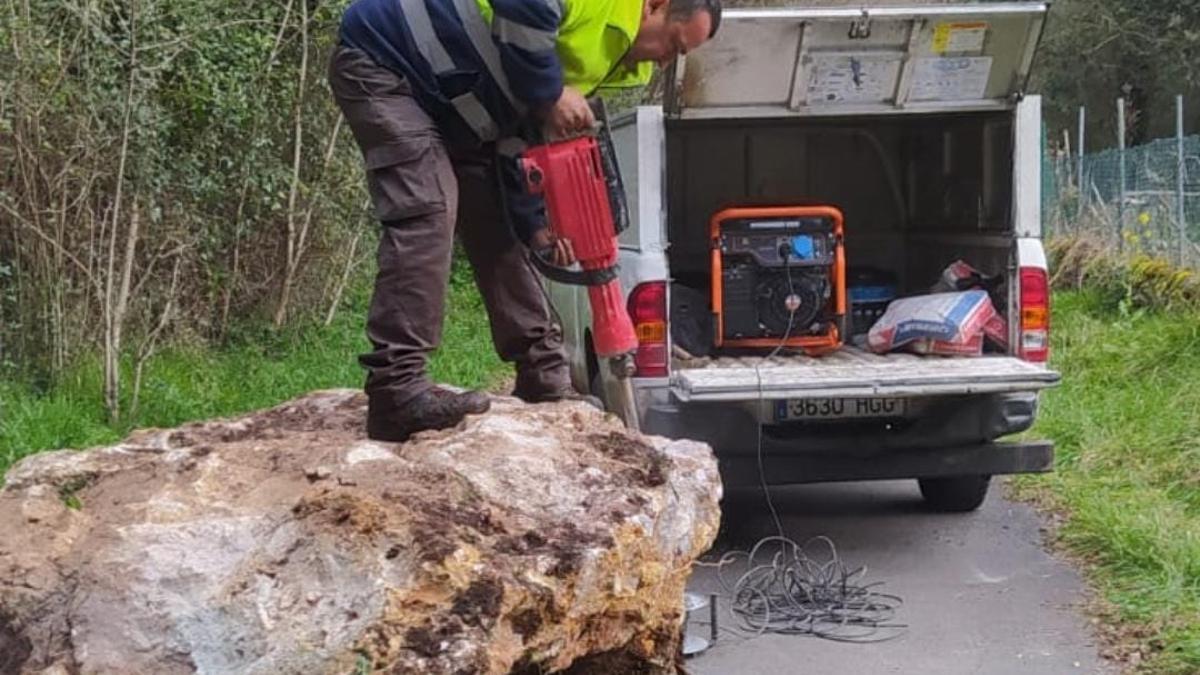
left=328, top=45, right=568, bottom=406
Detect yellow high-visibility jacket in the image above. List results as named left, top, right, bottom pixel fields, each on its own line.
left=476, top=0, right=653, bottom=95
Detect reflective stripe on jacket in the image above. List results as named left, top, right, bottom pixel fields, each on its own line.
left=339, top=0, right=650, bottom=146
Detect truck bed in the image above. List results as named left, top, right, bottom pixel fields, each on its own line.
left=670, top=347, right=1061, bottom=402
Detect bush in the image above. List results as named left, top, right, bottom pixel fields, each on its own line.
left=1048, top=236, right=1200, bottom=313
left=0, top=0, right=367, bottom=393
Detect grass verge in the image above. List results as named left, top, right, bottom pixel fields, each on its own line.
left=1016, top=290, right=1200, bottom=674
left=0, top=261, right=506, bottom=477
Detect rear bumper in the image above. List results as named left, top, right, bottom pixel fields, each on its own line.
left=639, top=390, right=1052, bottom=484
left=715, top=442, right=1054, bottom=486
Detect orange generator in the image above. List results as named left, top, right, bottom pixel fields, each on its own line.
left=710, top=206, right=847, bottom=354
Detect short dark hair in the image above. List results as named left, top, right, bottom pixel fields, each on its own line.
left=668, top=0, right=722, bottom=39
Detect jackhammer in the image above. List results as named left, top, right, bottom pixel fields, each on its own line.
left=517, top=103, right=641, bottom=430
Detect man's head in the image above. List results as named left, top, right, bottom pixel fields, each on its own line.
left=627, top=0, right=722, bottom=67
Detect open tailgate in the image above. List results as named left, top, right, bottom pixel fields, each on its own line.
left=665, top=2, right=1048, bottom=119
left=671, top=349, right=1061, bottom=403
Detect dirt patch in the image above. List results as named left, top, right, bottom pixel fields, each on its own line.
left=588, top=433, right=671, bottom=488
left=509, top=609, right=542, bottom=641
left=408, top=527, right=459, bottom=564
left=162, top=393, right=365, bottom=448
left=0, top=609, right=31, bottom=673
left=404, top=619, right=463, bottom=658
left=495, top=522, right=613, bottom=579
left=418, top=498, right=501, bottom=538
left=56, top=473, right=94, bottom=510
left=451, top=579, right=504, bottom=629
left=388, top=480, right=506, bottom=563
left=292, top=490, right=388, bottom=538
left=557, top=651, right=661, bottom=675
left=401, top=615, right=492, bottom=675
left=571, top=624, right=680, bottom=675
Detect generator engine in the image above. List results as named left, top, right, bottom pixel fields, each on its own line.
left=711, top=206, right=847, bottom=354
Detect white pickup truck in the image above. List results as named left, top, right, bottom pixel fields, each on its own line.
left=548, top=2, right=1061, bottom=512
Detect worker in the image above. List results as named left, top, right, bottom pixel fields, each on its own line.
left=329, top=0, right=722, bottom=442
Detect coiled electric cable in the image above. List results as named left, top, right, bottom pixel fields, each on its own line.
left=699, top=535, right=906, bottom=643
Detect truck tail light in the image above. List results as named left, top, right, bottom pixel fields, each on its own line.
left=1019, top=267, right=1050, bottom=363
left=628, top=281, right=668, bottom=378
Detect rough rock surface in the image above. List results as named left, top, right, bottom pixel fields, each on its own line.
left=0, top=390, right=721, bottom=674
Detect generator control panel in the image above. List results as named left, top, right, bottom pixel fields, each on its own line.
left=719, top=217, right=839, bottom=268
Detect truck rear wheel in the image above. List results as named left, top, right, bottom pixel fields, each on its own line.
left=918, top=476, right=991, bottom=513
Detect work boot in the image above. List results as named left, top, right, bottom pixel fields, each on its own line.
left=367, top=389, right=491, bottom=443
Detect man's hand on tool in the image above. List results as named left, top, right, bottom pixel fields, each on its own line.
left=532, top=228, right=578, bottom=267
left=545, top=87, right=595, bottom=139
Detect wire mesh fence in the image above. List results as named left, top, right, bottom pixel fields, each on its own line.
left=1044, top=102, right=1200, bottom=268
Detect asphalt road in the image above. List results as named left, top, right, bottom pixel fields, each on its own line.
left=685, top=480, right=1114, bottom=675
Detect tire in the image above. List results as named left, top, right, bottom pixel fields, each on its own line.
left=588, top=373, right=608, bottom=411
left=918, top=476, right=992, bottom=513
left=585, top=335, right=603, bottom=402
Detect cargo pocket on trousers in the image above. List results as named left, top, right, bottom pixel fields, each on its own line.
left=364, top=136, right=445, bottom=222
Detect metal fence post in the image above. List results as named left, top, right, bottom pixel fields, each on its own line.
left=1077, top=106, right=1086, bottom=222
left=1177, top=95, right=1188, bottom=266
left=1117, top=98, right=1127, bottom=252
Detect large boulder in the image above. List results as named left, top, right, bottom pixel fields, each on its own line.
left=0, top=391, right=721, bottom=674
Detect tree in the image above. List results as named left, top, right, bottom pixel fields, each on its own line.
left=1036, top=0, right=1200, bottom=148
left=0, top=0, right=369, bottom=415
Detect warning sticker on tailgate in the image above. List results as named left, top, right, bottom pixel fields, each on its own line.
left=931, top=22, right=989, bottom=54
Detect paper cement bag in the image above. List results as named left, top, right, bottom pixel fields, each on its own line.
left=867, top=290, right=997, bottom=357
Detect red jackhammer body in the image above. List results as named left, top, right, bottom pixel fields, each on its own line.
left=520, top=137, right=638, bottom=360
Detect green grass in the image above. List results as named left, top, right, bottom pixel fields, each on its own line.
left=1019, top=291, right=1200, bottom=673
left=0, top=261, right=506, bottom=476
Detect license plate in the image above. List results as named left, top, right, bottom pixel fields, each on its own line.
left=776, top=397, right=908, bottom=422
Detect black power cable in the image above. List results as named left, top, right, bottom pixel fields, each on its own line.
left=702, top=536, right=906, bottom=643
left=695, top=243, right=907, bottom=646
